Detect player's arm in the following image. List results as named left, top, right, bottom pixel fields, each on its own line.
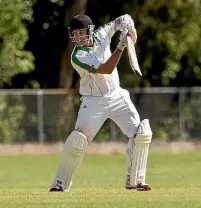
left=97, top=48, right=123, bottom=74
left=114, top=14, right=134, bottom=31
left=95, top=14, right=135, bottom=42
left=97, top=29, right=127, bottom=74
left=114, top=14, right=137, bottom=44
left=73, top=30, right=128, bottom=75
left=95, top=21, right=116, bottom=43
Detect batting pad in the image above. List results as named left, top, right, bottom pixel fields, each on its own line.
left=130, top=119, right=152, bottom=186
left=52, top=131, right=88, bottom=191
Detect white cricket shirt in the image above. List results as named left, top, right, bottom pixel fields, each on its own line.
left=71, top=21, right=121, bottom=97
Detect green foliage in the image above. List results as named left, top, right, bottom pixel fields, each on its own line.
left=0, top=0, right=36, bottom=143
left=24, top=80, right=40, bottom=88
left=125, top=0, right=201, bottom=87
left=95, top=125, right=111, bottom=142
left=49, top=0, right=64, bottom=6
left=0, top=95, right=25, bottom=143
left=183, top=91, right=201, bottom=139
left=0, top=0, right=35, bottom=86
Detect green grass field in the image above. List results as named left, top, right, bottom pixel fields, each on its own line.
left=0, top=152, right=201, bottom=208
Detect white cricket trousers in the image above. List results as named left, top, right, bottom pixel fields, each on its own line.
left=75, top=89, right=140, bottom=142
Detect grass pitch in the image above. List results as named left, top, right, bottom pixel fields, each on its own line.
left=0, top=152, right=200, bottom=208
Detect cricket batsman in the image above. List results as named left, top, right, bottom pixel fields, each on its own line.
left=50, top=14, right=152, bottom=192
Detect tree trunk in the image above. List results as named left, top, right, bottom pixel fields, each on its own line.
left=59, top=0, right=88, bottom=88
left=57, top=0, right=88, bottom=141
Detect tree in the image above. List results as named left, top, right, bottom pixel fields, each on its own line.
left=124, top=0, right=201, bottom=87
left=0, top=95, right=26, bottom=143
left=0, top=0, right=36, bottom=143
left=59, top=0, right=88, bottom=88
left=0, top=0, right=35, bottom=86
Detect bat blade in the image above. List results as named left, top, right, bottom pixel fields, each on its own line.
left=126, top=35, right=142, bottom=77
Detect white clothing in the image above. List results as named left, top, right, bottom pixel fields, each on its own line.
left=71, top=21, right=120, bottom=97
left=70, top=21, right=141, bottom=141
left=75, top=89, right=140, bottom=143
left=50, top=17, right=151, bottom=192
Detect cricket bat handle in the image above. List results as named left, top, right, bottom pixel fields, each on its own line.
left=126, top=31, right=137, bottom=44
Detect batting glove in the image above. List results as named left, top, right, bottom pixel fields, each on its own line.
left=117, top=29, right=128, bottom=51
left=115, top=14, right=135, bottom=31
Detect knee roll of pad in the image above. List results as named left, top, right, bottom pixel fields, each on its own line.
left=135, top=119, right=152, bottom=144
left=66, top=131, right=89, bottom=156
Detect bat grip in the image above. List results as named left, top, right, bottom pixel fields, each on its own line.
left=126, top=33, right=132, bottom=37
left=126, top=32, right=136, bottom=44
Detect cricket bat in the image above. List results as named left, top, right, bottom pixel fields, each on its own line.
left=126, top=33, right=142, bottom=77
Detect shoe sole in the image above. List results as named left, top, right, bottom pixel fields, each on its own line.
left=126, top=185, right=152, bottom=191
left=49, top=187, right=63, bottom=192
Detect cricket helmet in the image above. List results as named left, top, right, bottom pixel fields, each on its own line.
left=68, top=14, right=95, bottom=46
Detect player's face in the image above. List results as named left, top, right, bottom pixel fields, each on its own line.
left=73, top=29, right=89, bottom=46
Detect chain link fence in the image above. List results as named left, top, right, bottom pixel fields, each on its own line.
left=0, top=87, right=200, bottom=143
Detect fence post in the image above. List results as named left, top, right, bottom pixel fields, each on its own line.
left=37, top=89, right=45, bottom=143
left=110, top=121, right=117, bottom=140
left=179, top=87, right=185, bottom=140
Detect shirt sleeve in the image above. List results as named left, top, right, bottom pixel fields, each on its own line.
left=95, top=21, right=116, bottom=44
left=72, top=51, right=101, bottom=74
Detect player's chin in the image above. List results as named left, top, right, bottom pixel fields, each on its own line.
left=77, top=41, right=87, bottom=46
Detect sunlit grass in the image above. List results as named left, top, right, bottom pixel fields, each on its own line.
left=0, top=153, right=200, bottom=207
